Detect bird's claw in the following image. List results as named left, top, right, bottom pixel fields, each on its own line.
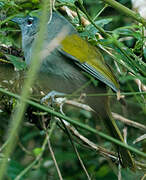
left=41, top=91, right=65, bottom=106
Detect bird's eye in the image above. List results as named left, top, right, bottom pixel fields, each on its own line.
left=27, top=18, right=33, bottom=26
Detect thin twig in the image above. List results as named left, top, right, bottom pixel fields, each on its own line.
left=133, top=134, right=146, bottom=144
left=59, top=117, right=91, bottom=180
left=42, top=115, right=63, bottom=180
left=66, top=124, right=117, bottom=161
left=58, top=99, right=117, bottom=162
left=141, top=174, right=146, bottom=180
left=15, top=135, right=49, bottom=180
left=18, top=142, right=33, bottom=156
left=0, top=87, right=146, bottom=158
left=14, top=121, right=57, bottom=180
left=123, top=127, right=127, bottom=144
left=112, top=112, right=146, bottom=131
left=60, top=6, right=90, bottom=26
left=135, top=161, right=146, bottom=170
left=47, top=139, right=63, bottom=180
left=63, top=120, right=146, bottom=171
left=118, top=164, right=121, bottom=180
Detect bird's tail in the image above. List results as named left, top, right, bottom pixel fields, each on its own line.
left=102, top=99, right=136, bottom=170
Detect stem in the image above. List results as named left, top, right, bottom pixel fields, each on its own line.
left=101, top=0, right=146, bottom=27
left=0, top=88, right=146, bottom=158
left=48, top=140, right=63, bottom=180
left=75, top=0, right=110, bottom=38
left=14, top=121, right=57, bottom=180
left=0, top=1, right=50, bottom=179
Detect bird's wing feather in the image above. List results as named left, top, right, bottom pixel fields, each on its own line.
left=59, top=34, right=119, bottom=92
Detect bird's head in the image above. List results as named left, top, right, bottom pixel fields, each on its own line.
left=12, top=15, right=39, bottom=38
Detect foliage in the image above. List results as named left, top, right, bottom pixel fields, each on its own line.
left=0, top=0, right=146, bottom=180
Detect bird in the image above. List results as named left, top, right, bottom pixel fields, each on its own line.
left=12, top=11, right=135, bottom=170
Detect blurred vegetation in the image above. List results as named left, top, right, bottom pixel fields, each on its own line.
left=0, top=0, right=146, bottom=179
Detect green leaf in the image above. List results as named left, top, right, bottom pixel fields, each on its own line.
left=33, top=147, right=43, bottom=156
left=113, top=26, right=142, bottom=40
left=81, top=18, right=112, bottom=39
left=5, top=54, right=26, bottom=70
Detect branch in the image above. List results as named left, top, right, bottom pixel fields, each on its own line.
left=101, top=0, right=146, bottom=27
left=0, top=87, right=146, bottom=158
left=112, top=112, right=146, bottom=131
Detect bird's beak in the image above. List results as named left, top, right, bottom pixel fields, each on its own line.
left=11, top=17, right=23, bottom=25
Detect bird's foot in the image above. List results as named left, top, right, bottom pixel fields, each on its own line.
left=41, top=91, right=65, bottom=106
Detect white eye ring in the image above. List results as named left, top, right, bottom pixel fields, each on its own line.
left=27, top=17, right=34, bottom=26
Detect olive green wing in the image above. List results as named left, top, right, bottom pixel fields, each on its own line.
left=59, top=34, right=119, bottom=92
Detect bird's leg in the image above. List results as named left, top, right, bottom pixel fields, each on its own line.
left=41, top=90, right=66, bottom=105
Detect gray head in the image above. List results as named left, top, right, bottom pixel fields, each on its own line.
left=12, top=15, right=39, bottom=37
left=12, top=15, right=40, bottom=64
left=12, top=12, right=76, bottom=64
